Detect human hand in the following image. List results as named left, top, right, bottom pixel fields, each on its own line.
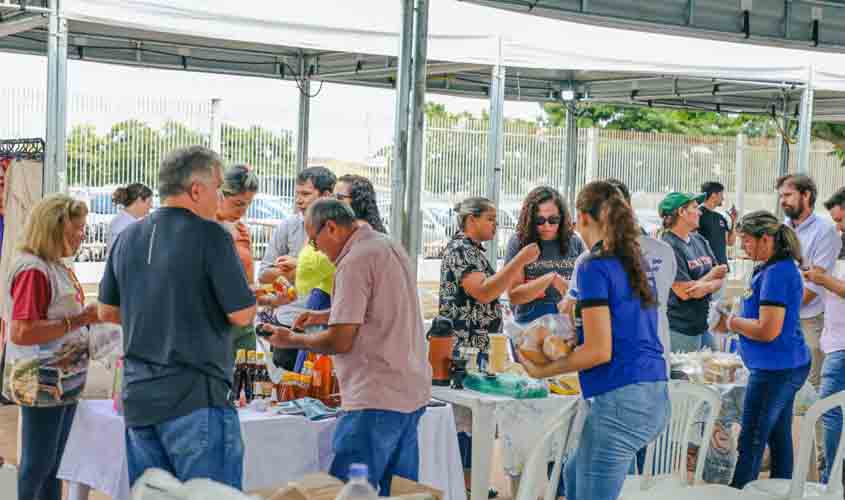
left=802, top=265, right=827, bottom=285
left=293, top=311, right=330, bottom=332
left=274, top=256, right=298, bottom=273
left=711, top=265, right=728, bottom=280
left=79, top=303, right=101, bottom=326
left=514, top=243, right=540, bottom=266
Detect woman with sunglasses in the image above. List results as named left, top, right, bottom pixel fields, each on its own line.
left=505, top=186, right=585, bottom=323
left=334, top=174, right=387, bottom=234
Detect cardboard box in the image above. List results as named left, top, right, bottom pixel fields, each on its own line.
left=255, top=473, right=443, bottom=500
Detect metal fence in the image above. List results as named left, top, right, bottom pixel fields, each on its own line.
left=3, top=90, right=845, bottom=263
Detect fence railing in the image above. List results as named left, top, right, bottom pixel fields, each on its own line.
left=3, top=90, right=845, bottom=263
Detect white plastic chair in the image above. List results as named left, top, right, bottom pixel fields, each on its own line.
left=514, top=399, right=583, bottom=500
left=620, top=380, right=722, bottom=498
left=742, top=391, right=845, bottom=500
left=131, top=469, right=257, bottom=500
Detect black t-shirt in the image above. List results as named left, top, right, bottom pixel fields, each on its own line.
left=662, top=231, right=717, bottom=336
left=698, top=206, right=730, bottom=267
left=99, top=207, right=255, bottom=427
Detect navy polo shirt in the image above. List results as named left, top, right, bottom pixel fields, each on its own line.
left=738, top=258, right=810, bottom=371
left=574, top=254, right=667, bottom=399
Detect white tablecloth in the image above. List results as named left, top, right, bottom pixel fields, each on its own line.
left=57, top=400, right=466, bottom=500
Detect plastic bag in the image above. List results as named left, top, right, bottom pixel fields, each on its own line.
left=794, top=381, right=819, bottom=416
left=463, top=372, right=549, bottom=399
left=87, top=323, right=123, bottom=362
left=504, top=313, right=575, bottom=366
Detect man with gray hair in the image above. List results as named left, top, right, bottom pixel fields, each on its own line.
left=98, top=146, right=256, bottom=489
left=262, top=199, right=431, bottom=495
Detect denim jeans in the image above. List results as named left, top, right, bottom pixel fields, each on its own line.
left=731, top=363, right=811, bottom=488
left=670, top=330, right=704, bottom=353
left=562, top=382, right=670, bottom=500
left=820, top=350, right=845, bottom=485
left=330, top=407, right=425, bottom=496
left=18, top=403, right=77, bottom=500
left=125, top=406, right=244, bottom=490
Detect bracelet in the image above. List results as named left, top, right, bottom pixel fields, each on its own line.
left=726, top=315, right=736, bottom=333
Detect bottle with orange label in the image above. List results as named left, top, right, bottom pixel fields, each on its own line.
left=312, top=355, right=333, bottom=402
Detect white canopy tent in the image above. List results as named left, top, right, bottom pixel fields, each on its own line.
left=4, top=0, right=845, bottom=268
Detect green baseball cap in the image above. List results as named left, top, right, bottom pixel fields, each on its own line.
left=659, top=192, right=706, bottom=216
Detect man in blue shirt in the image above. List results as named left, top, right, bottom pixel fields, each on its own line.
left=98, top=146, right=256, bottom=489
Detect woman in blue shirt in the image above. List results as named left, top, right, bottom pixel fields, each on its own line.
left=520, top=181, right=669, bottom=500
left=716, top=210, right=810, bottom=488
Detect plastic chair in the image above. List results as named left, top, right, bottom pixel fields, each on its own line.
left=131, top=469, right=256, bottom=500
left=620, top=381, right=722, bottom=497
left=742, top=391, right=845, bottom=500
left=513, top=399, right=583, bottom=500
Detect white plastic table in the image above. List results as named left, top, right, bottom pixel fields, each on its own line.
left=431, top=387, right=578, bottom=500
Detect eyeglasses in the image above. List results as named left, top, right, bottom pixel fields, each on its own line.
left=335, top=193, right=352, bottom=201
left=535, top=215, right=562, bottom=226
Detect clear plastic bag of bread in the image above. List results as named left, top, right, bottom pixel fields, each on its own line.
left=506, top=313, right=576, bottom=366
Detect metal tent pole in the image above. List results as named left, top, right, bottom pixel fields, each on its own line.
left=485, top=61, right=506, bottom=268
left=796, top=68, right=815, bottom=175
left=404, top=0, right=429, bottom=278
left=44, top=0, right=68, bottom=194
left=564, top=100, right=579, bottom=211
left=390, top=0, right=414, bottom=249
left=296, top=55, right=311, bottom=173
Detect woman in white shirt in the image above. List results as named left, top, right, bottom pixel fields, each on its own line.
left=107, top=183, right=153, bottom=255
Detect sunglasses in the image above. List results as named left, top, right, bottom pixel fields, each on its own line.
left=535, top=215, right=562, bottom=226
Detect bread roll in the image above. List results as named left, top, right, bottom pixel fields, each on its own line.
left=519, top=348, right=551, bottom=365
left=543, top=336, right=572, bottom=361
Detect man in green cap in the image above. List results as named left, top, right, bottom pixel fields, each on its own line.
left=659, top=192, right=728, bottom=353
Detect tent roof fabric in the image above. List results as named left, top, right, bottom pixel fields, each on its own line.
left=3, top=0, right=845, bottom=119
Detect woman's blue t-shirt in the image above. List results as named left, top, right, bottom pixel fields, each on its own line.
left=738, top=258, right=810, bottom=370
left=574, top=254, right=667, bottom=399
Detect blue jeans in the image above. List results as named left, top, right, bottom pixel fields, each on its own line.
left=125, top=406, right=244, bottom=490
left=330, top=408, right=425, bottom=496
left=731, top=363, right=810, bottom=488
left=18, top=404, right=77, bottom=500
left=670, top=330, right=704, bottom=353
left=562, top=382, right=670, bottom=500
left=820, top=351, right=845, bottom=485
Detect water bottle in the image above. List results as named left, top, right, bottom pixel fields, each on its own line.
left=335, top=464, right=377, bottom=500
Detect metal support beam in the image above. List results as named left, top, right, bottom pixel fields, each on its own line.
left=404, top=0, right=429, bottom=278
left=390, top=0, right=413, bottom=249
left=485, top=63, right=506, bottom=268
left=210, top=98, right=223, bottom=153
left=296, top=56, right=311, bottom=173
left=735, top=133, right=746, bottom=219
left=44, top=0, right=67, bottom=195
left=778, top=96, right=790, bottom=179
left=564, top=100, right=579, bottom=211
left=796, top=70, right=815, bottom=174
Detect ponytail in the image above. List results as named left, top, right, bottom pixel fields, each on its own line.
left=577, top=181, right=655, bottom=306
left=738, top=210, right=804, bottom=265
left=775, top=224, right=803, bottom=266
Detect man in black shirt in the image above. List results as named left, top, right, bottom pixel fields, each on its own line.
left=697, top=181, right=737, bottom=268
left=98, top=146, right=256, bottom=489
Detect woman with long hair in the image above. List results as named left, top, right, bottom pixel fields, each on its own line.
left=505, top=186, right=585, bottom=323
left=519, top=181, right=669, bottom=500
left=334, top=174, right=387, bottom=233
left=108, top=183, right=153, bottom=254
left=715, top=211, right=810, bottom=488
left=3, top=194, right=102, bottom=500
